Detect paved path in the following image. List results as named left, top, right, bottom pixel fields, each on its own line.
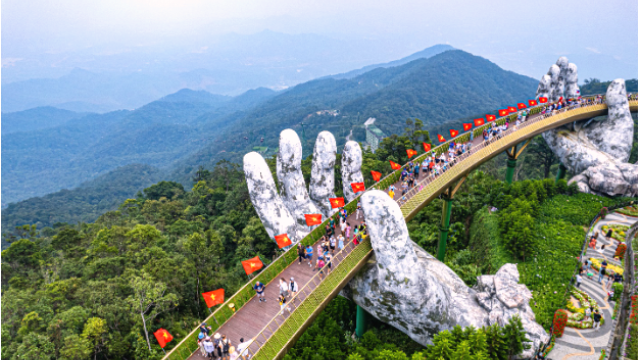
left=548, top=212, right=637, bottom=360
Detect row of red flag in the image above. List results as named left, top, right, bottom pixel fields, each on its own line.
left=433, top=97, right=548, bottom=143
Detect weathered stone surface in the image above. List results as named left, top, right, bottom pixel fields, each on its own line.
left=343, top=191, right=548, bottom=357
left=309, top=131, right=337, bottom=218
left=565, top=63, right=579, bottom=99
left=538, top=57, right=638, bottom=197
left=341, top=141, right=365, bottom=203
left=536, top=74, right=551, bottom=100
left=243, top=152, right=300, bottom=242
left=547, top=64, right=562, bottom=102
left=277, top=129, right=322, bottom=236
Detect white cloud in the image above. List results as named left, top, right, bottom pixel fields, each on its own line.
left=586, top=47, right=601, bottom=54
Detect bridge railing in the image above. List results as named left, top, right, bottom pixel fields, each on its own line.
left=163, top=95, right=634, bottom=359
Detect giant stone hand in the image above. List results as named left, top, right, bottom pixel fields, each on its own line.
left=342, top=191, right=547, bottom=358
left=538, top=57, right=638, bottom=197
left=244, top=131, right=548, bottom=358
left=244, top=130, right=362, bottom=242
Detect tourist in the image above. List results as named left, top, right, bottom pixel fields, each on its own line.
left=229, top=346, right=239, bottom=360
left=325, top=224, right=332, bottom=237
left=289, top=277, right=299, bottom=305
left=575, top=272, right=582, bottom=288
left=337, top=234, right=344, bottom=251
left=279, top=278, right=289, bottom=298
left=203, top=336, right=216, bottom=359
left=582, top=261, right=589, bottom=273
left=340, top=219, right=346, bottom=237
left=329, top=235, right=336, bottom=254
left=219, top=335, right=231, bottom=360
left=606, top=273, right=615, bottom=289
left=401, top=181, right=408, bottom=195
left=329, top=217, right=335, bottom=232
left=598, top=261, right=608, bottom=283
left=278, top=293, right=291, bottom=315
left=317, top=243, right=324, bottom=262
left=236, top=338, right=251, bottom=360
left=305, top=244, right=314, bottom=267
left=253, top=281, right=266, bottom=303
left=297, top=243, right=306, bottom=265
left=345, top=222, right=351, bottom=241
left=593, top=311, right=602, bottom=329
left=325, top=252, right=332, bottom=273
left=597, top=244, right=606, bottom=255
left=388, top=188, right=395, bottom=199
left=353, top=233, right=360, bottom=245
left=399, top=195, right=407, bottom=205
left=198, top=333, right=207, bottom=356
left=605, top=228, right=613, bottom=240
left=356, top=201, right=362, bottom=219
left=584, top=306, right=591, bottom=321
left=316, top=257, right=326, bottom=279
left=414, top=163, right=420, bottom=178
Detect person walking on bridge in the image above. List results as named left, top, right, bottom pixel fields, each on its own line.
left=253, top=281, right=266, bottom=303
left=305, top=244, right=314, bottom=267
left=297, top=243, right=306, bottom=265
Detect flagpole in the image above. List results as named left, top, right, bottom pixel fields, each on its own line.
left=161, top=349, right=166, bottom=355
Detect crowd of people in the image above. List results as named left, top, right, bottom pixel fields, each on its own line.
left=196, top=324, right=253, bottom=359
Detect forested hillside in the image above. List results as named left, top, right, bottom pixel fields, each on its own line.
left=1, top=89, right=275, bottom=205
left=1, top=106, right=88, bottom=134
left=1, top=164, right=163, bottom=242
left=170, top=50, right=538, bottom=183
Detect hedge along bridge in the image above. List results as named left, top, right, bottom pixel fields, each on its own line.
left=163, top=96, right=639, bottom=360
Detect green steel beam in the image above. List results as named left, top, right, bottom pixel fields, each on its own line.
left=355, top=305, right=369, bottom=338
left=437, top=194, right=453, bottom=261
left=505, top=157, right=518, bottom=184
left=556, top=163, right=567, bottom=182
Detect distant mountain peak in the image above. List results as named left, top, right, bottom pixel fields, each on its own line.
left=330, top=44, right=456, bottom=80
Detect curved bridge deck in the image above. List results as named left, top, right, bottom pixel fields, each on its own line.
left=164, top=99, right=638, bottom=360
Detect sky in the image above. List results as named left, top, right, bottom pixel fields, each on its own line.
left=2, top=0, right=638, bottom=82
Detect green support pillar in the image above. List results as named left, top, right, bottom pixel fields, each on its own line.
left=355, top=305, right=369, bottom=338
left=437, top=196, right=453, bottom=261
left=505, top=157, right=517, bottom=184
left=555, top=164, right=566, bottom=182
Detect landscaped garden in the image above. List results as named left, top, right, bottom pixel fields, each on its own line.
left=602, top=224, right=630, bottom=242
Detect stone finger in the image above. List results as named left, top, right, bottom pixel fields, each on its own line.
left=243, top=152, right=300, bottom=243
left=309, top=131, right=338, bottom=218
left=341, top=141, right=365, bottom=203
left=277, top=129, right=321, bottom=234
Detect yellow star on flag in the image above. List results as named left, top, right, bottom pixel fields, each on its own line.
left=250, top=263, right=256, bottom=268
left=162, top=332, right=168, bottom=339
left=210, top=294, right=216, bottom=300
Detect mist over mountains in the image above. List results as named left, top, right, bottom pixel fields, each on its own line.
left=2, top=47, right=539, bottom=230
left=2, top=31, right=437, bottom=113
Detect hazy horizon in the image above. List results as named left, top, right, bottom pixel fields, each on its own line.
left=2, top=0, right=638, bottom=111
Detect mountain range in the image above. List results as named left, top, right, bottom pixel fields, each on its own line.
left=2, top=47, right=540, bottom=231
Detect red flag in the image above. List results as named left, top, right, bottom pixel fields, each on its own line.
left=528, top=99, right=538, bottom=106
left=517, top=103, right=527, bottom=109
left=274, top=233, right=292, bottom=248
left=242, top=256, right=264, bottom=275
left=474, top=118, right=485, bottom=127
left=463, top=123, right=472, bottom=131
left=507, top=106, right=517, bottom=113
left=559, top=96, right=564, bottom=102
left=539, top=97, right=548, bottom=103
left=370, top=171, right=381, bottom=182
left=422, top=142, right=431, bottom=152
left=437, top=134, right=446, bottom=143
left=449, top=129, right=459, bottom=138
left=304, top=214, right=323, bottom=226
left=351, top=182, right=365, bottom=193
left=389, top=160, right=402, bottom=170
left=202, top=289, right=225, bottom=308
left=154, top=328, right=173, bottom=348
left=406, top=149, right=417, bottom=158
left=498, top=109, right=509, bottom=117
left=486, top=114, right=496, bottom=122
left=329, top=197, right=345, bottom=208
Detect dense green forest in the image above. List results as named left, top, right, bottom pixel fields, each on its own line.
left=580, top=78, right=638, bottom=96
left=4, top=118, right=629, bottom=359
left=1, top=164, right=163, bottom=245
left=2, top=88, right=276, bottom=205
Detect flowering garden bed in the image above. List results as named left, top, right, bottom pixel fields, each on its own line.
left=565, top=289, right=601, bottom=329
left=602, top=224, right=629, bottom=242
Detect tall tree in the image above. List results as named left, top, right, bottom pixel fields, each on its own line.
left=126, top=272, right=178, bottom=351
